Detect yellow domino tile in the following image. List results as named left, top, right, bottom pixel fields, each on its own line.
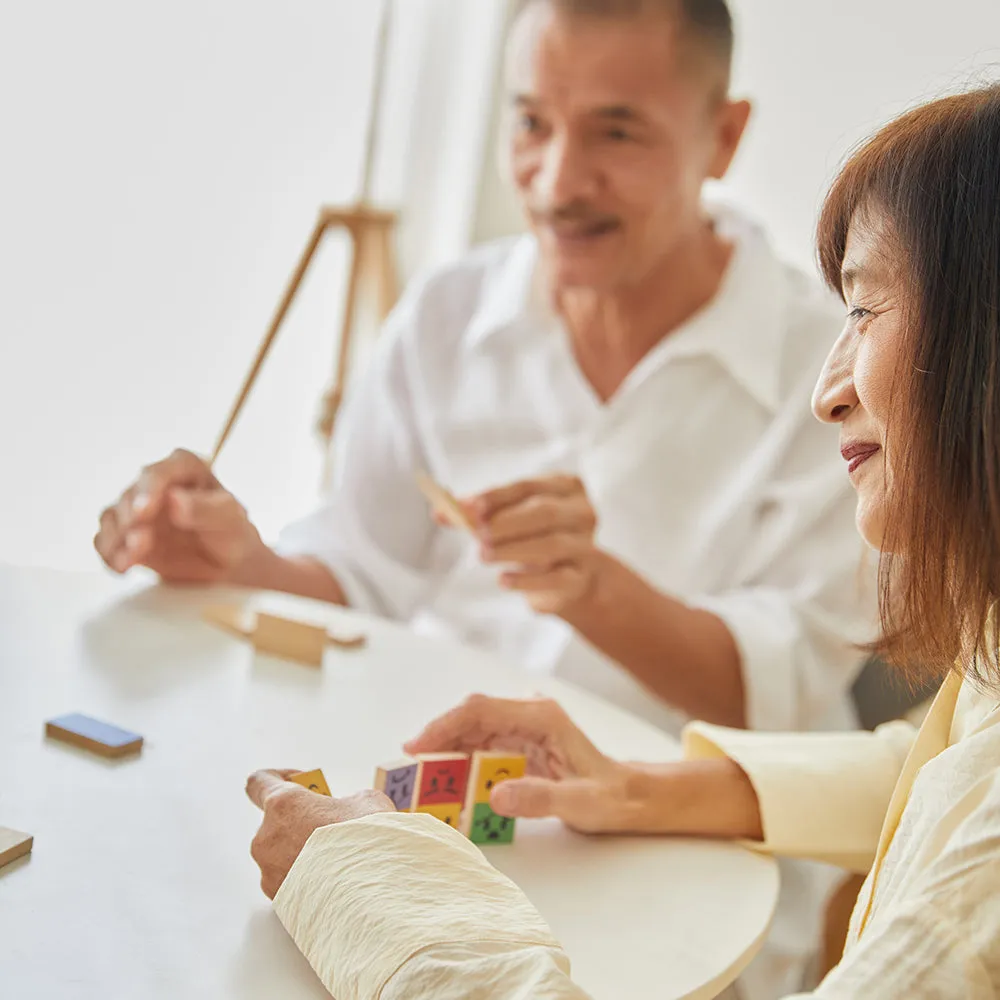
left=470, top=754, right=526, bottom=805
left=417, top=802, right=462, bottom=829
left=290, top=769, right=332, bottom=796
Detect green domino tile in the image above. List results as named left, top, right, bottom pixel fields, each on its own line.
left=468, top=802, right=516, bottom=845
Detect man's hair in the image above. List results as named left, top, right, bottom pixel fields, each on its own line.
left=515, top=0, right=734, bottom=89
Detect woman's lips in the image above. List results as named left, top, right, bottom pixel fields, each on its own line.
left=841, top=442, right=880, bottom=475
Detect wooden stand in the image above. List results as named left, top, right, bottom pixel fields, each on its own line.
left=202, top=604, right=367, bottom=666
left=210, top=203, right=400, bottom=469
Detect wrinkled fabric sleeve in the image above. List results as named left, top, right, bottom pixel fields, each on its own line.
left=683, top=719, right=916, bottom=873
left=273, top=812, right=591, bottom=1000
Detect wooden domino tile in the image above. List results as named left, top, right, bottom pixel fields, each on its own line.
left=462, top=752, right=526, bottom=844
left=374, top=758, right=422, bottom=813
left=0, top=827, right=33, bottom=870
left=414, top=473, right=474, bottom=533
left=45, top=713, right=143, bottom=759
left=252, top=613, right=328, bottom=667
left=290, top=769, right=332, bottom=796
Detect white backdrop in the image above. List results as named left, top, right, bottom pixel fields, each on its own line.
left=0, top=2, right=383, bottom=569
left=0, top=0, right=506, bottom=571
left=473, top=0, right=1000, bottom=270
left=725, top=0, right=1000, bottom=269
left=5, top=1, right=997, bottom=572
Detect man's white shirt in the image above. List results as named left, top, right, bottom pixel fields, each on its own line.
left=279, top=203, right=874, bottom=734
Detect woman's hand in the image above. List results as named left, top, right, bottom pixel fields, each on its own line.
left=406, top=695, right=764, bottom=840
left=405, top=695, right=651, bottom=833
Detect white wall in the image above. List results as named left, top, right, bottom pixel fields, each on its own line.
left=0, top=0, right=507, bottom=572
left=724, top=0, right=1000, bottom=270
left=473, top=1, right=1000, bottom=271
left=0, top=2, right=382, bottom=570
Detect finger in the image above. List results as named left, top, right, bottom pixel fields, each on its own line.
left=245, top=769, right=302, bottom=811
left=500, top=564, right=585, bottom=593
left=167, top=487, right=243, bottom=533
left=484, top=533, right=588, bottom=568
left=94, top=507, right=126, bottom=571
left=132, top=450, right=218, bottom=524
left=122, top=524, right=158, bottom=565
left=471, top=475, right=585, bottom=520
left=490, top=776, right=597, bottom=820
left=481, top=492, right=596, bottom=545
left=403, top=695, right=561, bottom=755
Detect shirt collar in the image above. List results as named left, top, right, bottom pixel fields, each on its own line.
left=466, top=200, right=791, bottom=414
left=464, top=236, right=542, bottom=347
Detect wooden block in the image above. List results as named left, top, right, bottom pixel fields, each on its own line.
left=0, top=827, right=33, bottom=869
left=467, top=802, right=516, bottom=845
left=416, top=802, right=462, bottom=829
left=204, top=605, right=367, bottom=656
left=415, top=753, right=471, bottom=807
left=461, top=752, right=526, bottom=838
left=45, top=713, right=143, bottom=758
left=374, top=758, right=421, bottom=812
left=289, top=769, right=332, bottom=796
left=252, top=613, right=327, bottom=667
left=414, top=472, right=474, bottom=533
left=202, top=604, right=252, bottom=640
left=467, top=752, right=527, bottom=805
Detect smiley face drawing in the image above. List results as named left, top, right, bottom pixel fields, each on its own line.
left=417, top=757, right=470, bottom=805
left=469, top=803, right=515, bottom=845
left=290, top=769, right=332, bottom=797
left=383, top=763, right=420, bottom=811
left=471, top=755, right=526, bottom=803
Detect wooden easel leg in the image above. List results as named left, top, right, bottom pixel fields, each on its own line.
left=316, top=223, right=366, bottom=470
left=211, top=213, right=330, bottom=465
left=376, top=220, right=399, bottom=321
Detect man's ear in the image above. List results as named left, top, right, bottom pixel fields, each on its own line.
left=708, top=99, right=752, bottom=180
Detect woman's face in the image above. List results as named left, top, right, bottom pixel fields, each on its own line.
left=812, top=213, right=906, bottom=551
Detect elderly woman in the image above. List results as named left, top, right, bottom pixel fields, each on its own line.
left=246, top=82, right=1000, bottom=999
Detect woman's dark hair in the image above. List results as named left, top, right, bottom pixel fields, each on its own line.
left=817, top=83, right=1000, bottom=682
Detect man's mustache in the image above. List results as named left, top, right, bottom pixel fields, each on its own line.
left=528, top=202, right=620, bottom=227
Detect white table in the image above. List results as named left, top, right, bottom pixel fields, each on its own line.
left=0, top=565, right=778, bottom=1000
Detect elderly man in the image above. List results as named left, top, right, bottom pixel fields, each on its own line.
left=96, top=0, right=872, bottom=993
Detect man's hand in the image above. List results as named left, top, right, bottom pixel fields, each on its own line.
left=95, top=449, right=268, bottom=584
left=246, top=769, right=395, bottom=899
left=466, top=475, right=610, bottom=615
left=405, top=695, right=647, bottom=834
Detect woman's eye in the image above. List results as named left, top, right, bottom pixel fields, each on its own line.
left=848, top=306, right=874, bottom=329
left=606, top=128, right=631, bottom=142
left=518, top=113, right=543, bottom=134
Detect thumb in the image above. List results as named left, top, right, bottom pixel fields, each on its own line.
left=245, top=769, right=302, bottom=811
left=490, top=776, right=588, bottom=820
left=168, top=487, right=243, bottom=533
